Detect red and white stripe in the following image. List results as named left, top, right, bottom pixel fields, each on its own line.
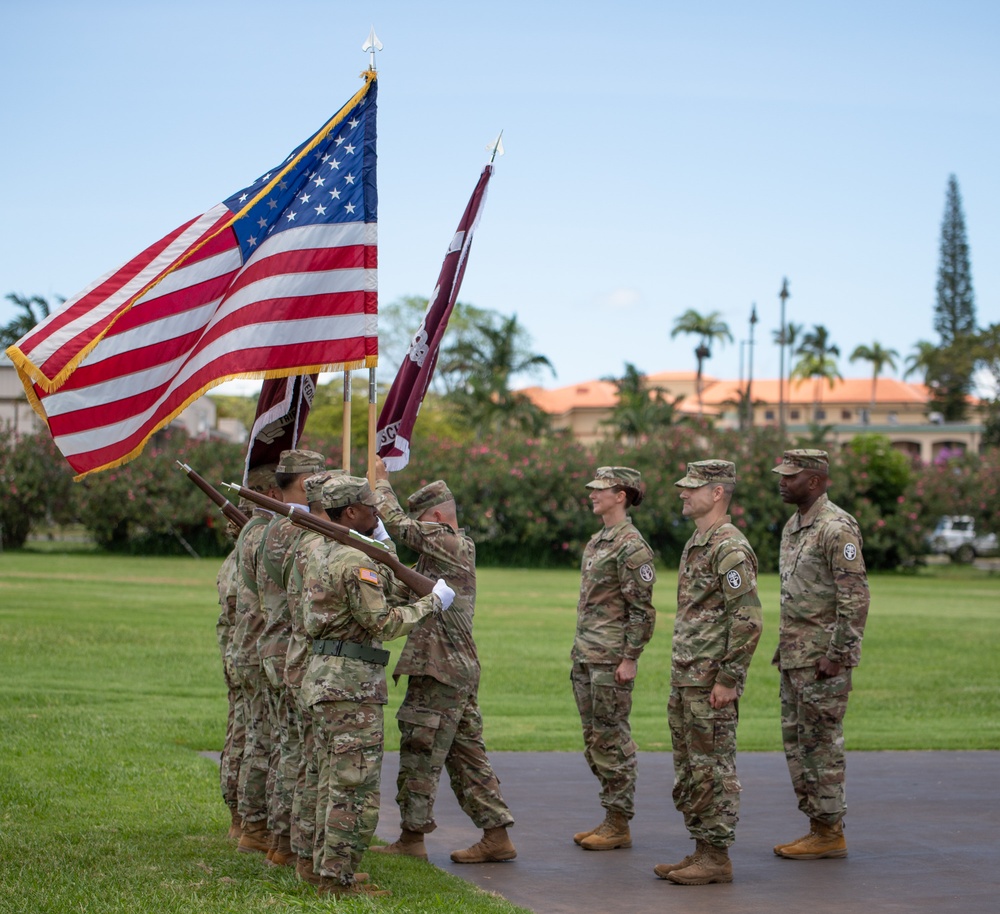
left=18, top=214, right=376, bottom=476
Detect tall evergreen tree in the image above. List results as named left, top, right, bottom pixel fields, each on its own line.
left=928, top=175, right=977, bottom=420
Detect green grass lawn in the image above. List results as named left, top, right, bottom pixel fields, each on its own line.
left=0, top=553, right=997, bottom=912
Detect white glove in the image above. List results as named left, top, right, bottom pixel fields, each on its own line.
left=372, top=519, right=392, bottom=543
left=432, top=578, right=456, bottom=611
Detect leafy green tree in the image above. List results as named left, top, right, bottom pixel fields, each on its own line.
left=849, top=341, right=899, bottom=421
left=440, top=312, right=554, bottom=437
left=601, top=362, right=685, bottom=444
left=670, top=309, right=733, bottom=414
left=973, top=323, right=1000, bottom=446
left=1, top=293, right=61, bottom=349
left=927, top=174, right=978, bottom=421
left=378, top=295, right=492, bottom=392
left=791, top=325, right=842, bottom=421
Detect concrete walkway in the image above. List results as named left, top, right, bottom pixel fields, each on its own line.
left=375, top=750, right=1000, bottom=914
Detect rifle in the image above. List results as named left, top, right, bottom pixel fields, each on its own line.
left=222, top=482, right=437, bottom=598
left=176, top=461, right=250, bottom=531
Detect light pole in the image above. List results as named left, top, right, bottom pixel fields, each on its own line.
left=747, top=303, right=758, bottom=430
left=778, top=278, right=790, bottom=438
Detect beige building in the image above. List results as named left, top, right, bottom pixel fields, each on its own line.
left=521, top=371, right=985, bottom=463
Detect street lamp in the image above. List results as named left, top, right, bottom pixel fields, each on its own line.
left=778, top=278, right=790, bottom=438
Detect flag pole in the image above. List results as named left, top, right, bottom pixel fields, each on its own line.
left=367, top=368, right=377, bottom=483
left=343, top=371, right=352, bottom=474
left=361, top=25, right=382, bottom=485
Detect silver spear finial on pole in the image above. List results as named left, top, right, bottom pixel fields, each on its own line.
left=486, top=130, right=505, bottom=163
left=362, top=26, right=383, bottom=70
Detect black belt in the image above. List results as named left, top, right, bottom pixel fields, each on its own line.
left=312, top=639, right=390, bottom=667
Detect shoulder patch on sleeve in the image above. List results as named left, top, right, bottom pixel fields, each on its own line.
left=834, top=529, right=863, bottom=567
left=358, top=567, right=381, bottom=586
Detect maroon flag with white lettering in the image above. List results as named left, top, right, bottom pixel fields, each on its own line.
left=376, top=165, right=493, bottom=469
left=244, top=374, right=317, bottom=479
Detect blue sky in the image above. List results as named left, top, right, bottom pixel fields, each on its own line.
left=2, top=0, right=998, bottom=393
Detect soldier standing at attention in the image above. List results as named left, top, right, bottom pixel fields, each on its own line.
left=256, top=449, right=326, bottom=867
left=229, top=464, right=281, bottom=854
left=571, top=466, right=656, bottom=852
left=300, top=475, right=456, bottom=898
left=771, top=449, right=870, bottom=860
left=369, top=457, right=516, bottom=864
left=215, top=519, right=243, bottom=840
left=656, top=460, right=762, bottom=886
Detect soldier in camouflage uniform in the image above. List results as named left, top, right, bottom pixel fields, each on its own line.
left=229, top=463, right=281, bottom=854
left=256, top=449, right=326, bottom=867
left=571, top=466, right=656, bottom=852
left=300, top=475, right=456, bottom=898
left=369, top=458, right=516, bottom=865
left=284, top=471, right=341, bottom=886
left=771, top=449, right=870, bottom=860
left=215, top=524, right=243, bottom=839
left=655, top=459, right=762, bottom=886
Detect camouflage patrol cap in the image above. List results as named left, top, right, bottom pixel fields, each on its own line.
left=674, top=459, right=737, bottom=488
left=303, top=470, right=344, bottom=504
left=318, top=474, right=378, bottom=511
left=407, top=480, right=454, bottom=519
left=245, top=463, right=278, bottom=492
left=586, top=466, right=642, bottom=490
left=276, top=449, right=325, bottom=475
left=771, top=449, right=830, bottom=475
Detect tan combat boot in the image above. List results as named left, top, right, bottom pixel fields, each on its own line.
left=368, top=829, right=429, bottom=860
left=450, top=826, right=517, bottom=863
left=226, top=806, right=241, bottom=840
left=773, top=820, right=818, bottom=855
left=666, top=843, right=733, bottom=884
left=580, top=811, right=631, bottom=851
left=653, top=839, right=706, bottom=878
left=237, top=819, right=271, bottom=854
left=265, top=833, right=295, bottom=867
left=295, top=855, right=322, bottom=886
left=317, top=877, right=391, bottom=897
left=573, top=814, right=605, bottom=846
left=775, top=819, right=847, bottom=859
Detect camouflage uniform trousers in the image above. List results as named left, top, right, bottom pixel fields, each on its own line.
left=289, top=689, right=319, bottom=859
left=668, top=686, right=741, bottom=848
left=312, top=700, right=384, bottom=883
left=265, top=683, right=300, bottom=837
left=780, top=666, right=853, bottom=825
left=394, top=675, right=514, bottom=834
left=219, top=676, right=247, bottom=810
left=571, top=662, right=638, bottom=818
left=235, top=667, right=272, bottom=824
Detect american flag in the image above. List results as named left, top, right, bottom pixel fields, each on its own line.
left=376, top=164, right=492, bottom=470
left=6, top=74, right=377, bottom=478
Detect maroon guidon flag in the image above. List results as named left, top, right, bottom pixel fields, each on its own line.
left=244, top=373, right=317, bottom=479
left=376, top=164, right=493, bottom=470
left=6, top=73, right=377, bottom=478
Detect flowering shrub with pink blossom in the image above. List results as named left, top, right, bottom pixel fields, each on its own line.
left=0, top=429, right=77, bottom=549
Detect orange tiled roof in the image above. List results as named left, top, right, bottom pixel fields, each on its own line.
left=522, top=375, right=931, bottom=413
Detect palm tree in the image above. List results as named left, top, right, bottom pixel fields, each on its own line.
left=601, top=362, right=685, bottom=444
left=670, top=309, right=733, bottom=414
left=903, top=340, right=940, bottom=382
left=792, top=325, right=842, bottom=421
left=1, top=293, right=59, bottom=349
left=849, top=341, right=899, bottom=422
left=440, top=312, right=555, bottom=436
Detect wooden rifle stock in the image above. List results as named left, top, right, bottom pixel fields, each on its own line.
left=176, top=461, right=249, bottom=530
left=223, top=482, right=437, bottom=598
